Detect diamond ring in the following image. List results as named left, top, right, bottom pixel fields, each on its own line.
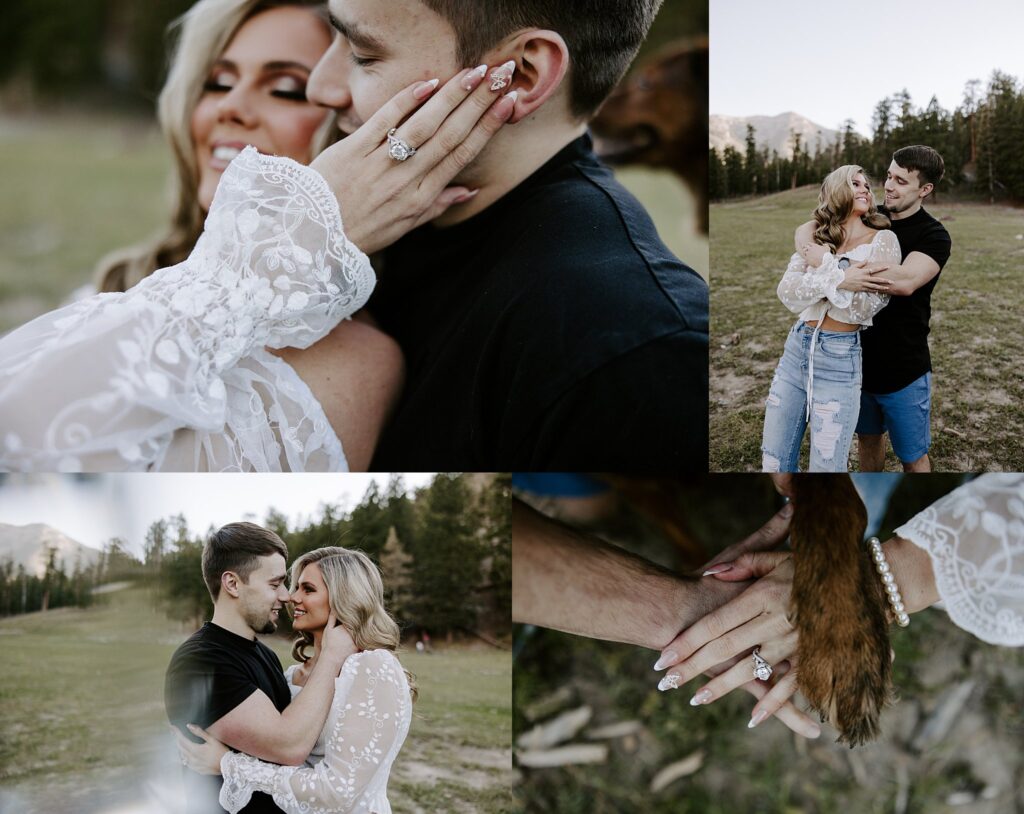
left=752, top=647, right=773, bottom=681
left=386, top=128, right=416, bottom=161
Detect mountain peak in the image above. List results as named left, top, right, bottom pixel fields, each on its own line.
left=709, top=112, right=841, bottom=158
left=0, top=522, right=102, bottom=577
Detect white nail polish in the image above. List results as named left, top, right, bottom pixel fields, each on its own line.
left=657, top=674, right=681, bottom=692
left=747, top=709, right=768, bottom=729
left=653, top=650, right=677, bottom=671
left=504, top=89, right=519, bottom=103
left=689, top=689, right=712, bottom=706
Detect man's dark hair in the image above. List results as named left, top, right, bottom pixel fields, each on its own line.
left=892, top=145, right=945, bottom=189
left=202, top=522, right=289, bottom=600
left=421, top=0, right=665, bottom=118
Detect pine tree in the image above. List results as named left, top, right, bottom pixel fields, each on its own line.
left=411, top=474, right=483, bottom=639
left=379, top=526, right=414, bottom=627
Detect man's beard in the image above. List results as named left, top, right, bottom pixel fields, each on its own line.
left=240, top=598, right=278, bottom=635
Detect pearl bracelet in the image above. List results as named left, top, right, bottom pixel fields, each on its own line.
left=868, top=537, right=909, bottom=627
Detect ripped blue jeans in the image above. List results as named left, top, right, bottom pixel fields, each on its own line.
left=761, top=322, right=862, bottom=472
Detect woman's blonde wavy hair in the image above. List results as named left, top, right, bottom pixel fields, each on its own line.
left=290, top=546, right=417, bottom=701
left=96, top=0, right=339, bottom=293
left=812, top=165, right=890, bottom=253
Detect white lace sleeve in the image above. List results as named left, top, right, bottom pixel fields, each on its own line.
left=841, top=229, right=897, bottom=324
left=776, top=251, right=847, bottom=313
left=0, top=147, right=373, bottom=472
left=219, top=650, right=412, bottom=814
left=895, top=474, right=1024, bottom=646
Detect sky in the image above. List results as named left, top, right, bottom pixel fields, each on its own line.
left=711, top=0, right=1023, bottom=136
left=0, top=473, right=435, bottom=556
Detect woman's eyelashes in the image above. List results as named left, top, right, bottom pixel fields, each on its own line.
left=201, top=74, right=309, bottom=102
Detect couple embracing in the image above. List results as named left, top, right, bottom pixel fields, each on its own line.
left=165, top=522, right=411, bottom=813
left=761, top=145, right=952, bottom=473
left=0, top=0, right=704, bottom=473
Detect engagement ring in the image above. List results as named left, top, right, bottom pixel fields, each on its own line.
left=752, top=647, right=773, bottom=681
left=386, top=128, right=416, bottom=162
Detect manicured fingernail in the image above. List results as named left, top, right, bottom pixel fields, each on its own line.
left=453, top=188, right=479, bottom=203
left=461, top=65, right=487, bottom=91
left=413, top=78, right=439, bottom=99
left=747, top=710, right=768, bottom=729
left=653, top=650, right=678, bottom=671
left=491, top=92, right=516, bottom=120
left=658, top=673, right=682, bottom=692
left=807, top=722, right=822, bottom=738
left=488, top=60, right=516, bottom=91
left=689, top=689, right=713, bottom=706
left=702, top=563, right=733, bottom=576
left=781, top=501, right=793, bottom=517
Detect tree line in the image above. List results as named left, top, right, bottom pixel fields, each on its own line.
left=709, top=72, right=1024, bottom=203
left=0, top=473, right=511, bottom=642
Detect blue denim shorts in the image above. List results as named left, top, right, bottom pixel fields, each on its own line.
left=856, top=371, right=932, bottom=463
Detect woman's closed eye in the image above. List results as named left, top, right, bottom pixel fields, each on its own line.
left=269, top=75, right=309, bottom=102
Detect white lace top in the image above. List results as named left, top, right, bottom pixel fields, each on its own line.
left=0, top=147, right=374, bottom=472
left=219, top=649, right=412, bottom=814
left=777, top=229, right=901, bottom=326
left=896, top=474, right=1024, bottom=646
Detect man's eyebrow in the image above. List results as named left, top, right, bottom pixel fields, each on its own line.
left=328, top=12, right=387, bottom=52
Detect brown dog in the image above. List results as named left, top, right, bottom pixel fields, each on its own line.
left=789, top=475, right=893, bottom=746
left=590, top=37, right=709, bottom=233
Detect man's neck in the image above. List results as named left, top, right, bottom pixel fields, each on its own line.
left=889, top=200, right=923, bottom=221
left=210, top=605, right=256, bottom=640
left=431, top=118, right=588, bottom=227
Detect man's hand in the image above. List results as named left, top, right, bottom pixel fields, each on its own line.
left=838, top=261, right=893, bottom=293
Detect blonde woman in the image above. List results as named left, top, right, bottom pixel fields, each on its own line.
left=178, top=546, right=415, bottom=813
left=761, top=166, right=902, bottom=472
left=0, top=0, right=514, bottom=471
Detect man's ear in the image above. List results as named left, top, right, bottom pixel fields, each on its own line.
left=488, top=30, right=569, bottom=124
left=221, top=571, right=242, bottom=598
left=918, top=182, right=934, bottom=199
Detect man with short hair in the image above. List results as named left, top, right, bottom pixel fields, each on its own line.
left=298, top=0, right=707, bottom=470
left=796, top=145, right=952, bottom=472
left=165, top=522, right=354, bottom=813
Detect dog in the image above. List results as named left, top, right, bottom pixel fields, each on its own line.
left=789, top=475, right=893, bottom=746
left=590, top=37, right=709, bottom=233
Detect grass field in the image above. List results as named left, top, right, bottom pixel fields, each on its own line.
left=709, top=188, right=1024, bottom=472
left=0, top=114, right=705, bottom=335
left=0, top=586, right=514, bottom=814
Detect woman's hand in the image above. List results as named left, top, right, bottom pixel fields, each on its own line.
left=320, top=610, right=359, bottom=670
left=697, top=500, right=791, bottom=576
left=174, top=724, right=229, bottom=775
left=838, top=260, right=892, bottom=292
left=311, top=65, right=516, bottom=254
left=656, top=553, right=813, bottom=733
left=798, top=242, right=828, bottom=267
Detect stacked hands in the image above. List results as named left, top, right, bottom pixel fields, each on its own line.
left=647, top=475, right=913, bottom=741
left=651, top=490, right=823, bottom=739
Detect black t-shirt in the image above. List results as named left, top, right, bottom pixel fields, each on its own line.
left=861, top=206, right=951, bottom=393
left=165, top=622, right=292, bottom=814
left=368, top=134, right=708, bottom=470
